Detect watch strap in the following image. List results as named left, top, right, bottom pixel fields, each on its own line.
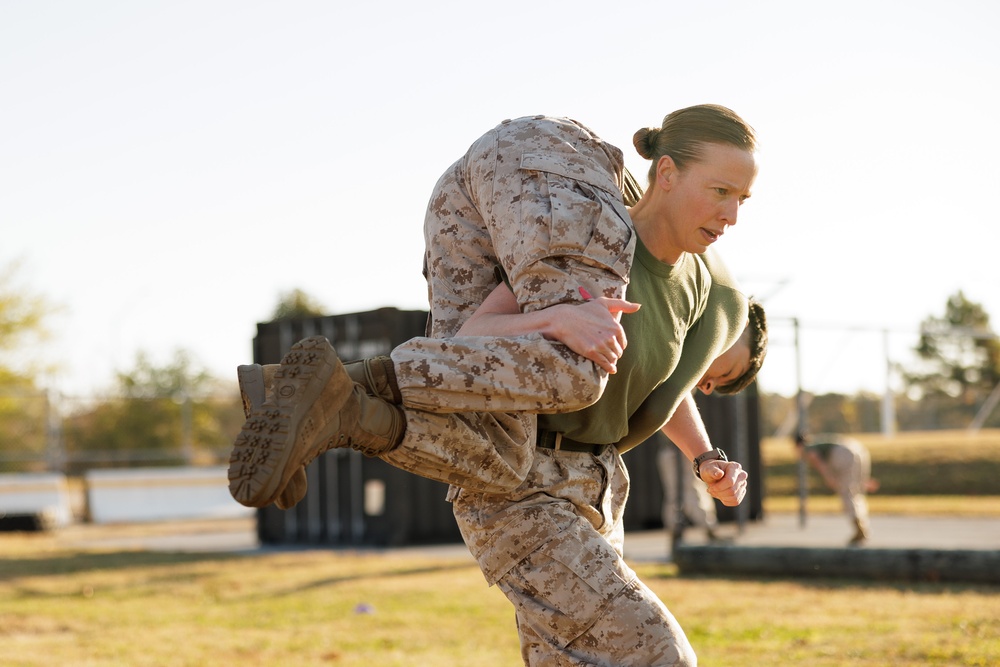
left=693, top=448, right=728, bottom=480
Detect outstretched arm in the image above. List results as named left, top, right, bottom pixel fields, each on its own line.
left=457, top=283, right=640, bottom=374
left=661, top=394, right=748, bottom=507
left=804, top=450, right=840, bottom=491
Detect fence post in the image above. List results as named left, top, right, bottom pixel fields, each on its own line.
left=44, top=389, right=64, bottom=473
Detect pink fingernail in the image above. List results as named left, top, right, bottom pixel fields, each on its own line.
left=579, top=287, right=593, bottom=300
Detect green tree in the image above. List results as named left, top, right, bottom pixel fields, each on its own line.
left=902, top=291, right=1000, bottom=428
left=61, top=351, right=243, bottom=472
left=271, top=288, right=327, bottom=320
left=0, top=260, right=59, bottom=471
left=0, top=258, right=59, bottom=384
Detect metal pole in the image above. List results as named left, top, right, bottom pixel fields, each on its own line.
left=45, top=389, right=65, bottom=473
left=970, top=381, right=1000, bottom=432
left=181, top=391, right=194, bottom=465
left=671, top=445, right=686, bottom=551
left=734, top=392, right=749, bottom=534
left=350, top=449, right=365, bottom=543
left=881, top=328, right=896, bottom=436
left=794, top=318, right=808, bottom=528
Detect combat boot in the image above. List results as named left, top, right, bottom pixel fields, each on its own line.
left=344, top=355, right=402, bottom=403
left=236, top=354, right=404, bottom=510
left=238, top=364, right=307, bottom=510
left=228, top=336, right=405, bottom=509
left=242, top=356, right=401, bottom=405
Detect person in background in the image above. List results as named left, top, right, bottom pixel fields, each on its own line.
left=795, top=432, right=879, bottom=546
left=658, top=437, right=724, bottom=543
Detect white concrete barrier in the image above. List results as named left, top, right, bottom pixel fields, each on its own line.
left=0, top=472, right=73, bottom=528
left=85, top=466, right=254, bottom=524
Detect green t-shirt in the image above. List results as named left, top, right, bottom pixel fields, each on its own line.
left=537, top=235, right=711, bottom=444
left=614, top=248, right=748, bottom=452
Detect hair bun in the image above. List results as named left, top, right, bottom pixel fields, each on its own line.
left=632, top=127, right=659, bottom=160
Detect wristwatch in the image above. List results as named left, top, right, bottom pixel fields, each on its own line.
left=693, top=449, right=728, bottom=480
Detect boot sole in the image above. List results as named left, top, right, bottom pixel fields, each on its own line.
left=228, top=336, right=352, bottom=508
left=236, top=363, right=309, bottom=510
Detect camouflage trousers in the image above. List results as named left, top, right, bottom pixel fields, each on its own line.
left=829, top=442, right=871, bottom=532
left=380, top=116, right=635, bottom=492
left=453, top=447, right=697, bottom=666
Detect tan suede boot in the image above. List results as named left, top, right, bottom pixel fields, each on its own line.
left=238, top=364, right=306, bottom=510
left=250, top=356, right=400, bottom=404
left=238, top=354, right=402, bottom=510
left=229, top=336, right=405, bottom=509
left=344, top=356, right=402, bottom=403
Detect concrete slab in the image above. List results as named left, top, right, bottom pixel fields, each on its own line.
left=53, top=512, right=1000, bottom=584
left=623, top=513, right=1000, bottom=584
left=622, top=512, right=1000, bottom=564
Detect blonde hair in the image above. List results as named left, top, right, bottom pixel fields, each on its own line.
left=633, top=104, right=758, bottom=184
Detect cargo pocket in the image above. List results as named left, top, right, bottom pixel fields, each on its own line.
left=498, top=514, right=631, bottom=649
left=518, top=151, right=634, bottom=282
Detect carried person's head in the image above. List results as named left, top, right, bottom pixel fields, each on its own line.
left=695, top=298, right=767, bottom=396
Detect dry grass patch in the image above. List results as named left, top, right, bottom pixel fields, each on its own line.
left=639, top=563, right=1000, bottom=667
left=2, top=541, right=998, bottom=667
left=1, top=545, right=520, bottom=667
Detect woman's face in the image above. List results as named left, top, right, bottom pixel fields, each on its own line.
left=657, top=143, right=757, bottom=262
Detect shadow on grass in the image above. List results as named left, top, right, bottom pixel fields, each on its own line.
left=0, top=549, right=253, bottom=581
left=1, top=543, right=481, bottom=603
left=645, top=561, right=1000, bottom=595
left=235, top=550, right=481, bottom=601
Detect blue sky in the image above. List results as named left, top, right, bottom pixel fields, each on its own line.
left=3, top=0, right=999, bottom=399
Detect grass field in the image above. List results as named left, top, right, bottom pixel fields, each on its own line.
left=2, top=429, right=999, bottom=666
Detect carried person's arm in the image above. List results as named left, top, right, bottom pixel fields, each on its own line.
left=457, top=283, right=640, bottom=374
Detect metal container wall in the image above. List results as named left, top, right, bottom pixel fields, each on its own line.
left=253, top=308, right=463, bottom=547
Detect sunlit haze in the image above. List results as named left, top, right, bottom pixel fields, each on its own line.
left=3, top=0, right=998, bottom=400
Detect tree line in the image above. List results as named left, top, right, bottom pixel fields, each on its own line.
left=1, top=260, right=998, bottom=473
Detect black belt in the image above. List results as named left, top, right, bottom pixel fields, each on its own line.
left=536, top=430, right=608, bottom=455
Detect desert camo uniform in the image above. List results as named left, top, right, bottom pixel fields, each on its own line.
left=803, top=435, right=872, bottom=537
left=378, top=116, right=748, bottom=665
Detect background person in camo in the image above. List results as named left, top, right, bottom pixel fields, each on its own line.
left=659, top=437, right=725, bottom=543
left=795, top=432, right=879, bottom=545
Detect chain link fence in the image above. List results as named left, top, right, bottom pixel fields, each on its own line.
left=0, top=388, right=242, bottom=475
